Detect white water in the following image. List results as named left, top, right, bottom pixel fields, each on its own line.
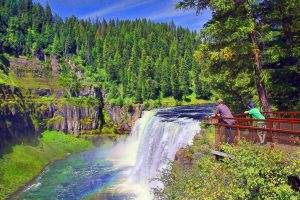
left=109, top=109, right=201, bottom=199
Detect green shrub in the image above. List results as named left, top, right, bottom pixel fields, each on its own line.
left=46, top=115, right=64, bottom=129
left=154, top=141, right=300, bottom=200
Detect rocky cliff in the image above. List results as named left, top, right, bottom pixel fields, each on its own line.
left=0, top=55, right=36, bottom=149
left=104, top=103, right=144, bottom=132
left=0, top=56, right=144, bottom=149
left=0, top=86, right=36, bottom=149
left=31, top=86, right=104, bottom=135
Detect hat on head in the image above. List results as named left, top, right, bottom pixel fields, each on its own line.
left=217, top=99, right=223, bottom=104
left=248, top=103, right=255, bottom=108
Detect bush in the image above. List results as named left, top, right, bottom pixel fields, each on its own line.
left=143, top=99, right=161, bottom=110
left=153, top=141, right=300, bottom=200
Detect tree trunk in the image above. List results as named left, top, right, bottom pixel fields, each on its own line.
left=244, top=0, right=272, bottom=112
left=250, top=32, right=272, bottom=112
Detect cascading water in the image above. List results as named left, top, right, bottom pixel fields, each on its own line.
left=110, top=106, right=211, bottom=199
left=16, top=105, right=212, bottom=200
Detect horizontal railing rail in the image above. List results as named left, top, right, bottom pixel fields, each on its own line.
left=214, top=111, right=300, bottom=149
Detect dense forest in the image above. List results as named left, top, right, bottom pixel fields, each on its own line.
left=0, top=0, right=211, bottom=109
left=0, top=0, right=299, bottom=111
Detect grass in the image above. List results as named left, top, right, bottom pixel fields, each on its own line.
left=17, top=74, right=60, bottom=90
left=0, top=131, right=93, bottom=200
left=153, top=95, right=209, bottom=109
left=17, top=76, right=53, bottom=89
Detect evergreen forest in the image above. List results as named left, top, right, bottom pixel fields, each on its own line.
left=0, top=0, right=210, bottom=109
left=0, top=0, right=299, bottom=111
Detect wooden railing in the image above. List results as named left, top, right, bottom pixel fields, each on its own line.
left=215, top=112, right=300, bottom=148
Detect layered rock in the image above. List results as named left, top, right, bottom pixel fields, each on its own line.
left=104, top=103, right=144, bottom=132
left=46, top=100, right=102, bottom=135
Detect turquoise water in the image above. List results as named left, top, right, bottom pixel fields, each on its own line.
left=16, top=144, right=130, bottom=200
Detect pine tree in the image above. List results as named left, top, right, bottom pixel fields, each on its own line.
left=161, top=57, right=172, bottom=97
left=176, top=0, right=275, bottom=110
left=45, top=1, right=53, bottom=24
left=179, top=51, right=191, bottom=97
left=127, top=43, right=138, bottom=97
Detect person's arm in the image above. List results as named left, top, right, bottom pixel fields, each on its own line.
left=213, top=106, right=221, bottom=117
left=244, top=110, right=249, bottom=114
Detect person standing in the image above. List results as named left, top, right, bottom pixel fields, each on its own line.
left=244, top=103, right=266, bottom=145
left=213, top=99, right=235, bottom=144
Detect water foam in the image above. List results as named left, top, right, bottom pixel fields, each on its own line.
left=109, top=109, right=201, bottom=199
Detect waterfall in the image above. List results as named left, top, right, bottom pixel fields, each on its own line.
left=110, top=108, right=201, bottom=199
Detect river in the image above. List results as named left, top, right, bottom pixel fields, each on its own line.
left=15, top=105, right=213, bottom=200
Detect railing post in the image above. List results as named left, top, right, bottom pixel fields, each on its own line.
left=291, top=113, right=295, bottom=131
left=278, top=113, right=281, bottom=130
left=269, top=119, right=274, bottom=149
left=217, top=117, right=221, bottom=149
left=236, top=119, right=240, bottom=143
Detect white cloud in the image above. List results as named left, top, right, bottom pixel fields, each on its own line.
left=148, top=8, right=195, bottom=20
left=80, top=0, right=154, bottom=19
left=144, top=1, right=211, bottom=30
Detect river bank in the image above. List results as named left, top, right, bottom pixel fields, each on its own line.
left=0, top=131, right=93, bottom=200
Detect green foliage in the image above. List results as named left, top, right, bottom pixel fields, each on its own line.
left=64, top=96, right=99, bottom=107
left=0, top=131, right=93, bottom=200
left=143, top=99, right=161, bottom=110
left=57, top=63, right=82, bottom=97
left=154, top=141, right=300, bottom=200
left=1, top=0, right=207, bottom=104
left=0, top=70, right=18, bottom=87
left=46, top=115, right=64, bottom=129
left=0, top=54, right=18, bottom=87
left=177, top=0, right=300, bottom=111
left=1, top=0, right=298, bottom=112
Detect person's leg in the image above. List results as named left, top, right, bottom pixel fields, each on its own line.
left=225, top=127, right=231, bottom=143
left=262, top=134, right=266, bottom=143
left=258, top=134, right=263, bottom=144
left=257, top=123, right=265, bottom=144
left=220, top=120, right=229, bottom=143
left=228, top=123, right=234, bottom=144
left=262, top=124, right=266, bottom=144
left=225, top=121, right=234, bottom=144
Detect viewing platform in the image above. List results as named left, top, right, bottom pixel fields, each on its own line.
left=205, top=112, right=300, bottom=151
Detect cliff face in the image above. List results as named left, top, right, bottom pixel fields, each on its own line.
left=104, top=103, right=144, bottom=132
left=0, top=85, right=104, bottom=149
left=0, top=56, right=36, bottom=148
left=0, top=86, right=36, bottom=148
left=38, top=86, right=104, bottom=135
left=0, top=57, right=99, bottom=149
left=0, top=56, right=145, bottom=149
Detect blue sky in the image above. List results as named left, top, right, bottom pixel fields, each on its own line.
left=34, top=0, right=211, bottom=31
